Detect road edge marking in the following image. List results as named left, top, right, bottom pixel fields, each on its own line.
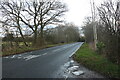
left=69, top=42, right=84, bottom=58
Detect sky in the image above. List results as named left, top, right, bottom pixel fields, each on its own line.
left=0, top=0, right=108, bottom=37
left=62, top=0, right=105, bottom=27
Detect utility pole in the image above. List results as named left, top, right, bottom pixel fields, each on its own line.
left=90, top=0, right=97, bottom=50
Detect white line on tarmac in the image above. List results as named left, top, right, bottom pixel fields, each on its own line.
left=25, top=55, right=40, bottom=61
left=11, top=55, right=16, bottom=58
left=52, top=49, right=61, bottom=52
left=42, top=53, right=47, bottom=55
left=4, top=57, right=9, bottom=58
left=25, top=52, right=48, bottom=61
left=18, top=57, right=22, bottom=59
left=69, top=43, right=84, bottom=58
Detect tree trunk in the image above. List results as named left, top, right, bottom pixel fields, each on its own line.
left=34, top=28, right=37, bottom=45
left=19, top=28, right=28, bottom=46
left=10, top=41, right=13, bottom=48
left=17, top=18, right=28, bottom=46
left=40, top=27, right=43, bottom=38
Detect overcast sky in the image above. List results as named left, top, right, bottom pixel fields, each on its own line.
left=62, top=0, right=105, bottom=26
left=0, top=0, right=112, bottom=37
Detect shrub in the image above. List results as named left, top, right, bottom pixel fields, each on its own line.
left=96, top=41, right=105, bottom=54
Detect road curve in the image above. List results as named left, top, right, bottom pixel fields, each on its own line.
left=2, top=42, right=83, bottom=78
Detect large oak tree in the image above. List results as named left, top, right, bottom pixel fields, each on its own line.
left=0, top=0, right=67, bottom=45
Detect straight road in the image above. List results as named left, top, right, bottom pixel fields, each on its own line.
left=2, top=42, right=83, bottom=78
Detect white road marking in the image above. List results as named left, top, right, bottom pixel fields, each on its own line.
left=25, top=52, right=47, bottom=61
left=42, top=53, right=47, bottom=55
left=69, top=47, right=79, bottom=58
left=52, top=43, right=77, bottom=53
left=18, top=57, right=22, bottom=59
left=63, top=46, right=67, bottom=49
left=69, top=43, right=84, bottom=58
left=19, top=54, right=21, bottom=56
left=24, top=55, right=33, bottom=59
left=25, top=55, right=40, bottom=61
left=52, top=49, right=61, bottom=52
left=4, top=57, right=9, bottom=58
left=11, top=55, right=15, bottom=58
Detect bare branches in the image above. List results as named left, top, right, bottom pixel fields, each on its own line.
left=97, top=0, right=120, bottom=34
left=0, top=0, right=67, bottom=45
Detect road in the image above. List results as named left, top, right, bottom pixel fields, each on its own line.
left=2, top=42, right=83, bottom=78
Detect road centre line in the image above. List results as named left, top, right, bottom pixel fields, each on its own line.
left=25, top=55, right=41, bottom=61
left=52, top=44, right=77, bottom=52
left=11, top=55, right=16, bottom=58
left=52, top=49, right=61, bottom=52
left=25, top=52, right=48, bottom=61
left=42, top=53, right=47, bottom=55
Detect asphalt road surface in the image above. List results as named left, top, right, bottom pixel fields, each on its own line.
left=2, top=42, right=83, bottom=78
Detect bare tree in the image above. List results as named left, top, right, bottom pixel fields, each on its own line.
left=97, top=0, right=120, bottom=64
left=23, top=0, right=67, bottom=44
left=0, top=0, right=28, bottom=46
left=97, top=0, right=120, bottom=34
left=0, top=0, right=67, bottom=46
left=82, top=17, right=94, bottom=43
left=44, top=23, right=80, bottom=44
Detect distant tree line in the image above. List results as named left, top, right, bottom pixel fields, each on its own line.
left=2, top=23, right=80, bottom=51
left=83, top=0, right=120, bottom=64
left=44, top=23, right=80, bottom=44
left=0, top=0, right=84, bottom=53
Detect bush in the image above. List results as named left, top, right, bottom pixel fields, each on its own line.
left=73, top=43, right=119, bottom=78
left=96, top=42, right=105, bottom=54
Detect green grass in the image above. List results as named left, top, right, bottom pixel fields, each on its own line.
left=73, top=43, right=119, bottom=78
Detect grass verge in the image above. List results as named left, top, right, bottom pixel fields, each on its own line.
left=73, top=43, right=119, bottom=78
left=1, top=42, right=74, bottom=56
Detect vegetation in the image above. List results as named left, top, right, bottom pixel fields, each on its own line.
left=0, top=0, right=82, bottom=56
left=0, top=0, right=68, bottom=46
left=1, top=23, right=80, bottom=56
left=96, top=41, right=105, bottom=54
left=0, top=0, right=119, bottom=78
left=1, top=42, right=74, bottom=56
left=44, top=23, right=80, bottom=44
left=73, top=43, right=119, bottom=78
left=82, top=0, right=120, bottom=64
